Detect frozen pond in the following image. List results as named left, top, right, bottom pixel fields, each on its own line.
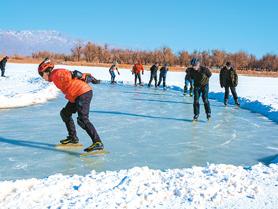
left=0, top=83, right=278, bottom=180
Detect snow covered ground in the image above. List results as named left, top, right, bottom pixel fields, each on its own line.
left=0, top=63, right=278, bottom=208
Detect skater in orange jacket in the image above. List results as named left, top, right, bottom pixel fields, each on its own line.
left=38, top=58, right=103, bottom=152
left=132, top=61, right=144, bottom=85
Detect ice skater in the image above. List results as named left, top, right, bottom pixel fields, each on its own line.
left=132, top=61, right=144, bottom=86
left=157, top=63, right=169, bottom=89
left=0, top=56, right=9, bottom=77
left=188, top=58, right=212, bottom=121
left=38, top=58, right=104, bottom=152
left=220, top=61, right=240, bottom=106
left=109, top=61, right=120, bottom=84
left=148, top=62, right=159, bottom=87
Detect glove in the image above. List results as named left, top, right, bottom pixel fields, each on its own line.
left=142, top=72, right=144, bottom=75
left=91, top=76, right=101, bottom=84
left=72, top=70, right=83, bottom=79
left=118, top=72, right=120, bottom=75
left=85, top=74, right=100, bottom=84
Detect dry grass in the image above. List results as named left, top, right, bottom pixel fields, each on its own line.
left=4, top=56, right=278, bottom=78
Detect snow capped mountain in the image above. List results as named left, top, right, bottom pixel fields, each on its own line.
left=0, top=30, right=81, bottom=55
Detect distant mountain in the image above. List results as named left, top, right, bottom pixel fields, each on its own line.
left=0, top=30, right=82, bottom=55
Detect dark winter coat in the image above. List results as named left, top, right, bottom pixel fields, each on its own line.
left=0, top=57, right=8, bottom=69
left=159, top=66, right=168, bottom=76
left=150, top=64, right=159, bottom=75
left=188, top=66, right=212, bottom=87
left=220, top=66, right=238, bottom=87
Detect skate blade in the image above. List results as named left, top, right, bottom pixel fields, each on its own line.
left=80, top=150, right=109, bottom=157
left=55, top=143, right=83, bottom=149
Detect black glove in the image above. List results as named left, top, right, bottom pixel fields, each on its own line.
left=85, top=74, right=100, bottom=84
left=72, top=70, right=83, bottom=79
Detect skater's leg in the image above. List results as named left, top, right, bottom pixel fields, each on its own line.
left=162, top=75, right=166, bottom=88
left=76, top=90, right=102, bottom=144
left=154, top=75, right=157, bottom=87
left=148, top=74, right=154, bottom=87
left=224, top=86, right=230, bottom=105
left=202, top=84, right=211, bottom=117
left=135, top=74, right=138, bottom=85
left=110, top=71, right=116, bottom=83
left=230, top=86, right=239, bottom=105
left=138, top=73, right=142, bottom=85
left=157, top=74, right=162, bottom=86
left=60, top=102, right=77, bottom=138
left=0, top=67, right=4, bottom=77
left=193, top=87, right=201, bottom=117
left=189, top=80, right=193, bottom=96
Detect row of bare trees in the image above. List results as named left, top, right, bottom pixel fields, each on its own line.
left=32, top=42, right=278, bottom=71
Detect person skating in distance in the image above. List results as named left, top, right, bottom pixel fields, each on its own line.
left=157, top=63, right=169, bottom=89
left=220, top=61, right=240, bottom=107
left=109, top=60, right=120, bottom=84
left=38, top=58, right=104, bottom=152
left=0, top=56, right=9, bottom=77
left=148, top=62, right=159, bottom=87
left=132, top=60, right=144, bottom=86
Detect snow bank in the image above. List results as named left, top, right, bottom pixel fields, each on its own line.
left=0, top=164, right=277, bottom=209
left=0, top=63, right=59, bottom=109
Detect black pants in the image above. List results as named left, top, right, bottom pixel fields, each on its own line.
left=158, top=74, right=166, bottom=87
left=193, top=84, right=211, bottom=115
left=0, top=67, right=5, bottom=77
left=148, top=74, right=157, bottom=87
left=224, top=86, right=238, bottom=102
left=60, top=90, right=101, bottom=144
left=134, top=73, right=142, bottom=85
left=110, top=70, right=116, bottom=83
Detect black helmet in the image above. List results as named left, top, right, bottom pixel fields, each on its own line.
left=190, top=58, right=200, bottom=66
left=226, top=61, right=231, bottom=67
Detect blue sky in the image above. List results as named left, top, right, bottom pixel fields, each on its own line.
left=1, top=0, right=277, bottom=58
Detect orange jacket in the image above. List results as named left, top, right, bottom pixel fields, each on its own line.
left=49, top=68, right=92, bottom=103
left=132, top=63, right=144, bottom=74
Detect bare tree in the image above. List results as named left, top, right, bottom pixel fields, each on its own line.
left=83, top=42, right=98, bottom=62
left=178, top=50, right=190, bottom=66
left=71, top=41, right=83, bottom=62
left=212, top=50, right=226, bottom=67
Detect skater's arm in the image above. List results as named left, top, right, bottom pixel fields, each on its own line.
left=72, top=70, right=100, bottom=84
left=233, top=68, right=238, bottom=87
left=204, top=67, right=212, bottom=78
left=116, top=67, right=120, bottom=75
left=141, top=64, right=144, bottom=74
left=219, top=68, right=224, bottom=87
left=82, top=73, right=100, bottom=84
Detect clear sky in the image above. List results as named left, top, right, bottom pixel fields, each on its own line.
left=1, top=0, right=277, bottom=58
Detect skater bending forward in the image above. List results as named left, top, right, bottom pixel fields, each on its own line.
left=38, top=58, right=104, bottom=152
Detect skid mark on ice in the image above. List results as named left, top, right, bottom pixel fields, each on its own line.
left=213, top=124, right=221, bottom=129
left=266, top=146, right=278, bottom=151
left=14, top=163, right=28, bottom=170
left=220, top=130, right=237, bottom=146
